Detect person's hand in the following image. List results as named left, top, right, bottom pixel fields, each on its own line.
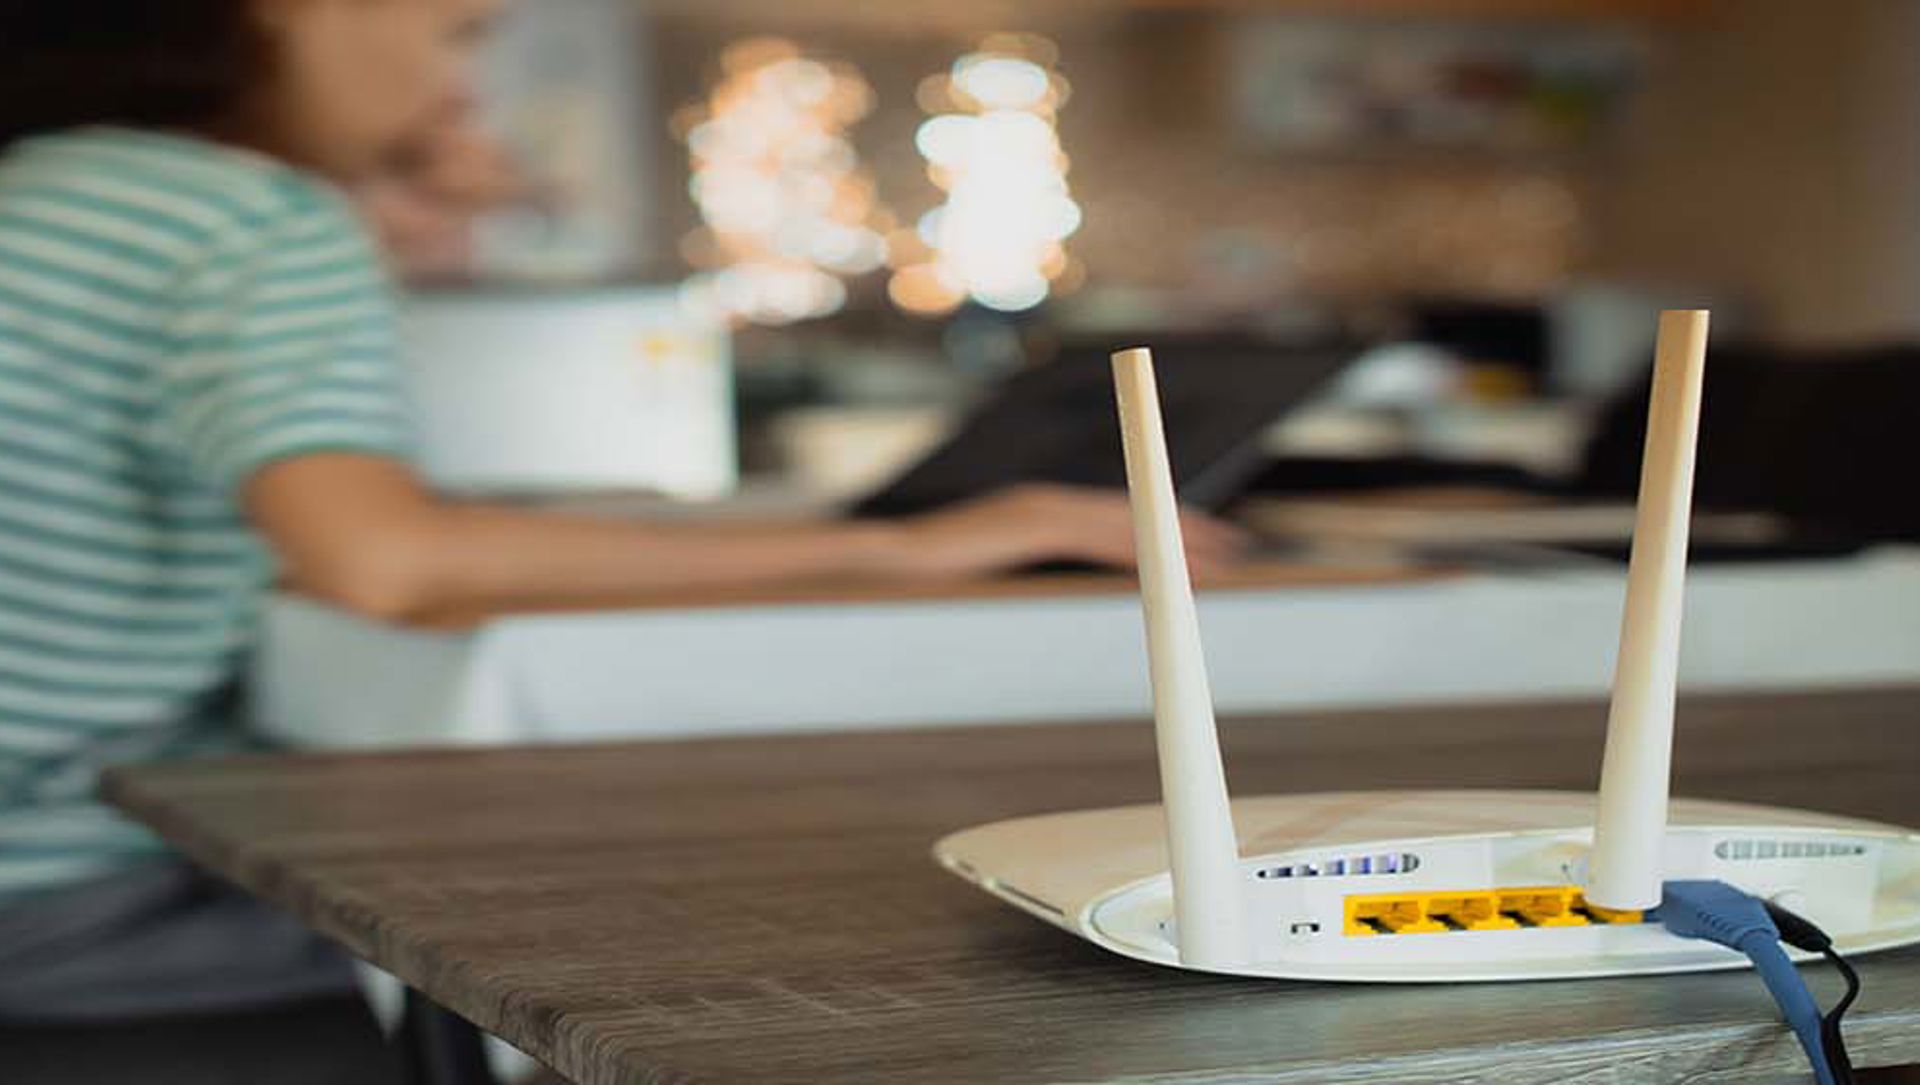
left=891, top=483, right=1248, bottom=579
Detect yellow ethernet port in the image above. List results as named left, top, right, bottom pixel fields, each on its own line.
left=1343, top=886, right=1645, bottom=937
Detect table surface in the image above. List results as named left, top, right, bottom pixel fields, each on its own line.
left=107, top=688, right=1920, bottom=1084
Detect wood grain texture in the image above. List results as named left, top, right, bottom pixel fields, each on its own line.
left=103, top=688, right=1920, bottom=1084
left=403, top=559, right=1446, bottom=630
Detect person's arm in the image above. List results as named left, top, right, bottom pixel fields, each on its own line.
left=161, top=190, right=1241, bottom=625
left=245, top=454, right=1246, bottom=622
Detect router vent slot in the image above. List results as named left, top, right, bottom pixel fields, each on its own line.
left=1257, top=852, right=1420, bottom=880
left=1713, top=838, right=1868, bottom=861
left=989, top=880, right=1065, bottom=918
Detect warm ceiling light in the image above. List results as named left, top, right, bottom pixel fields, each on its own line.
left=890, top=36, right=1079, bottom=316
left=678, top=38, right=890, bottom=326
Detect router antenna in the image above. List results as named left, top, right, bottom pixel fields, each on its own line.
left=1112, top=347, right=1247, bottom=969
left=1586, top=310, right=1710, bottom=911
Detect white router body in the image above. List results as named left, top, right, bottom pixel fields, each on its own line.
left=933, top=312, right=1920, bottom=982
left=938, top=791, right=1920, bottom=982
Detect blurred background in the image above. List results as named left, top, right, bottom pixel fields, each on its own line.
left=397, top=0, right=1920, bottom=558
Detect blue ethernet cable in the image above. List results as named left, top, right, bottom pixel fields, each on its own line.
left=1657, top=880, right=1837, bottom=1085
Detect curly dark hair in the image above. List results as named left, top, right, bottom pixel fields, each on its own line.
left=0, top=0, right=269, bottom=150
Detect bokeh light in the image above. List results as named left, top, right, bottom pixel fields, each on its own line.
left=889, top=36, right=1081, bottom=316
left=678, top=39, right=890, bottom=326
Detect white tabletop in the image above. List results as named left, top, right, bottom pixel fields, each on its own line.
left=250, top=548, right=1920, bottom=751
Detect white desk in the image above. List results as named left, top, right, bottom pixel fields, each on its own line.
left=252, top=548, right=1920, bottom=750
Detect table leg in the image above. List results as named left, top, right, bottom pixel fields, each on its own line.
left=399, top=988, right=498, bottom=1085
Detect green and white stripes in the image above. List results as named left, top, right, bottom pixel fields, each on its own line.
left=0, top=127, right=413, bottom=899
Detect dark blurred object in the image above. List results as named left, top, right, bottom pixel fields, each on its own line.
left=1410, top=299, right=1549, bottom=379
left=0, top=994, right=404, bottom=1085
left=1246, top=340, right=1920, bottom=563
left=0, top=1, right=264, bottom=151
left=853, top=333, right=1358, bottom=518
left=1581, top=343, right=1920, bottom=543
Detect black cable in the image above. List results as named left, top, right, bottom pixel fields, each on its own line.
left=1763, top=898, right=1860, bottom=1085
left=1819, top=946, right=1861, bottom=1085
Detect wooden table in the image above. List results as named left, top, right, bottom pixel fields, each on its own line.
left=105, top=688, right=1920, bottom=1083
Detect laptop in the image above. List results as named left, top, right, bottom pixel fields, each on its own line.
left=852, top=336, right=1359, bottom=518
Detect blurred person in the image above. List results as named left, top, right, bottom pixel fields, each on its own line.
left=0, top=0, right=1244, bottom=1074
left=355, top=117, right=528, bottom=278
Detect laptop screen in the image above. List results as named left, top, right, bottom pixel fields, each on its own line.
left=854, top=337, right=1358, bottom=517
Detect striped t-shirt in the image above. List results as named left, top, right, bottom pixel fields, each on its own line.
left=0, top=127, right=413, bottom=899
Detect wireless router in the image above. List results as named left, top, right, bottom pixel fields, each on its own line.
left=935, top=311, right=1920, bottom=982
